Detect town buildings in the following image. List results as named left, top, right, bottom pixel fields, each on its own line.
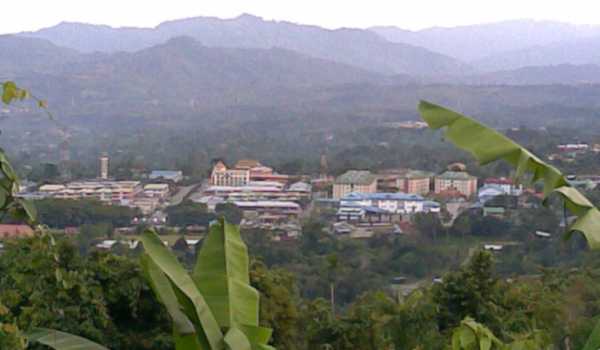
left=210, top=160, right=251, bottom=186
left=210, top=159, right=290, bottom=186
left=333, top=170, right=377, bottom=199
left=377, top=169, right=433, bottom=195
left=203, top=160, right=305, bottom=227
left=434, top=171, right=478, bottom=197
left=39, top=181, right=142, bottom=205
left=336, top=192, right=440, bottom=223
left=483, top=177, right=523, bottom=196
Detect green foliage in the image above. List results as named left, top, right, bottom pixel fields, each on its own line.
left=250, top=260, right=300, bottom=350
left=33, top=198, right=138, bottom=229
left=164, top=201, right=215, bottom=227
left=451, top=317, right=550, bottom=350
left=432, top=251, right=500, bottom=331
left=419, top=100, right=600, bottom=249
left=214, top=203, right=243, bottom=225
left=141, top=218, right=275, bottom=349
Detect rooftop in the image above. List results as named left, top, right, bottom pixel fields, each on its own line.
left=235, top=159, right=261, bottom=169
left=342, top=192, right=425, bottom=201
left=437, top=171, right=476, bottom=180
left=335, top=170, right=376, bottom=185
left=150, top=170, right=182, bottom=177
left=405, top=170, right=435, bottom=179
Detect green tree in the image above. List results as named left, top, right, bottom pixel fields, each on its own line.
left=432, top=251, right=500, bottom=331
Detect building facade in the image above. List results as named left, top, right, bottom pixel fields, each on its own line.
left=333, top=170, right=377, bottom=199
left=210, top=161, right=250, bottom=187
left=434, top=171, right=478, bottom=197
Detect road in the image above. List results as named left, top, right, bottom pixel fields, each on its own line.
left=168, top=182, right=203, bottom=206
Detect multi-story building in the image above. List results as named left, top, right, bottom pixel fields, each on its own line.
left=38, top=181, right=142, bottom=205
left=210, top=161, right=250, bottom=187
left=434, top=171, right=478, bottom=197
left=336, top=192, right=440, bottom=222
left=143, top=183, right=170, bottom=199
left=377, top=169, right=432, bottom=195
left=333, top=171, right=377, bottom=199
left=233, top=201, right=301, bottom=219
left=339, top=192, right=439, bottom=215
left=401, top=170, right=432, bottom=195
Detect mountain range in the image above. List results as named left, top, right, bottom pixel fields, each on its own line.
left=19, top=14, right=469, bottom=77
left=2, top=14, right=600, bottom=133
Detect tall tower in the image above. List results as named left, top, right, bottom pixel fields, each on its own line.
left=99, top=153, right=109, bottom=180
left=320, top=153, right=328, bottom=179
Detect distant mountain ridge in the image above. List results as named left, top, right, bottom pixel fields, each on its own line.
left=370, top=19, right=600, bottom=62
left=19, top=14, right=470, bottom=76
left=473, top=36, right=600, bottom=71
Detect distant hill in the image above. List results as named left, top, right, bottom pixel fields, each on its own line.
left=20, top=14, right=470, bottom=76
left=473, top=36, right=600, bottom=71
left=370, top=20, right=600, bottom=62
left=0, top=35, right=80, bottom=76
left=464, top=64, right=600, bottom=85
left=3, top=36, right=399, bottom=117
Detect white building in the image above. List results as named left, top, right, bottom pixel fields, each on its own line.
left=339, top=192, right=434, bottom=215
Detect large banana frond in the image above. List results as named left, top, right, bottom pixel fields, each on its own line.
left=193, top=218, right=273, bottom=350
left=141, top=230, right=223, bottom=350
left=25, top=328, right=109, bottom=350
left=418, top=101, right=600, bottom=249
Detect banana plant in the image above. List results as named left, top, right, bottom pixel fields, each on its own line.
left=140, top=218, right=275, bottom=350
left=418, top=101, right=600, bottom=249
left=24, top=328, right=109, bottom=350
left=451, top=318, right=549, bottom=350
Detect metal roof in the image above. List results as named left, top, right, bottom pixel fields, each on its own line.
left=342, top=192, right=425, bottom=201
left=436, top=171, right=476, bottom=180
left=335, top=170, right=376, bottom=185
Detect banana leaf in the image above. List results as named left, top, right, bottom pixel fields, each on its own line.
left=141, top=230, right=223, bottom=350
left=24, top=328, right=109, bottom=350
left=582, top=317, right=600, bottom=350
left=418, top=101, right=600, bottom=249
left=193, top=218, right=273, bottom=349
left=140, top=255, right=203, bottom=349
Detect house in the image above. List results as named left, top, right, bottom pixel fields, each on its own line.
left=288, top=181, right=312, bottom=193
left=333, top=171, right=377, bottom=199
left=434, top=171, right=478, bottom=197
left=483, top=178, right=523, bottom=196
left=149, top=170, right=183, bottom=183
left=131, top=197, right=161, bottom=215
left=0, top=225, right=34, bottom=239
left=233, top=201, right=301, bottom=219
left=478, top=185, right=505, bottom=203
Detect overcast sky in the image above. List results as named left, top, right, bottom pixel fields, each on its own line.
left=2, top=0, right=600, bottom=34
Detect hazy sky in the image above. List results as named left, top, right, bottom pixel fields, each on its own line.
left=2, top=0, right=600, bottom=34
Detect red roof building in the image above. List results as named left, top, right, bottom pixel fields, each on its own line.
left=0, top=225, right=34, bottom=239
